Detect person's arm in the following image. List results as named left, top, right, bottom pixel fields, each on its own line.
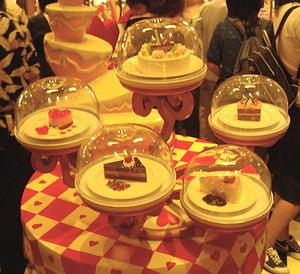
left=207, top=62, right=221, bottom=77
left=206, top=21, right=223, bottom=78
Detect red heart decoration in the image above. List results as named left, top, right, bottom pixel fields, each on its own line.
left=89, top=240, right=99, bottom=247
left=157, top=208, right=180, bottom=227
left=111, top=270, right=122, bottom=274
left=166, top=261, right=176, bottom=270
left=240, top=243, right=247, bottom=253
left=80, top=214, right=87, bottom=219
left=48, top=255, right=54, bottom=263
left=39, top=180, right=46, bottom=184
left=32, top=223, right=43, bottom=229
left=34, top=201, right=42, bottom=206
left=73, top=192, right=79, bottom=197
left=48, top=109, right=71, bottom=119
left=86, top=16, right=119, bottom=50
left=210, top=251, right=220, bottom=262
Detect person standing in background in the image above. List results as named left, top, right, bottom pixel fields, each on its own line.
left=193, top=0, right=227, bottom=142
left=0, top=0, right=40, bottom=272
left=264, top=0, right=300, bottom=273
left=27, top=0, right=57, bottom=78
left=183, top=0, right=204, bottom=23
left=6, top=0, right=27, bottom=24
left=206, top=0, right=273, bottom=89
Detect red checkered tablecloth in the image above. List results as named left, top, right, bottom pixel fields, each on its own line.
left=21, top=135, right=267, bottom=274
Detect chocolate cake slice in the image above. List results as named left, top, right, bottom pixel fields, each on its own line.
left=104, top=157, right=147, bottom=182
left=237, top=96, right=261, bottom=121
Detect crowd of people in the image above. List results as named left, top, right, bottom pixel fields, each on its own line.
left=0, top=0, right=299, bottom=273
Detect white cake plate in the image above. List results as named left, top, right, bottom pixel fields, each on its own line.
left=208, top=104, right=290, bottom=147
left=181, top=173, right=273, bottom=231
left=117, top=56, right=207, bottom=94
left=76, top=155, right=176, bottom=215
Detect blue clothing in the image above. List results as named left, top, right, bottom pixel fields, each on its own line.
left=206, top=18, right=273, bottom=89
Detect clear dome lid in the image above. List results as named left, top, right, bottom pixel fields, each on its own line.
left=180, top=144, right=273, bottom=230
left=75, top=123, right=176, bottom=215
left=15, top=76, right=102, bottom=151
left=208, top=75, right=290, bottom=146
left=116, top=17, right=206, bottom=92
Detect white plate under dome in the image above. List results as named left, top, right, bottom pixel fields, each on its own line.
left=122, top=55, right=204, bottom=79
left=85, top=157, right=164, bottom=200
left=117, top=59, right=207, bottom=93
left=181, top=173, right=273, bottom=230
left=187, top=173, right=257, bottom=214
left=21, top=109, right=90, bottom=140
left=218, top=103, right=280, bottom=130
left=76, top=155, right=176, bottom=214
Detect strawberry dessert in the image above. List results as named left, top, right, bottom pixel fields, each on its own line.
left=48, top=109, right=73, bottom=129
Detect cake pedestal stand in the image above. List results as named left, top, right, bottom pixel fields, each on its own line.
left=121, top=82, right=199, bottom=143
left=97, top=83, right=202, bottom=238
left=30, top=148, right=78, bottom=188
left=111, top=65, right=207, bottom=237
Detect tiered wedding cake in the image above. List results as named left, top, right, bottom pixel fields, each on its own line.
left=44, top=0, right=163, bottom=131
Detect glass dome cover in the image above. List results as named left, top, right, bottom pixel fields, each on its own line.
left=180, top=145, right=273, bottom=230
left=116, top=17, right=206, bottom=91
left=14, top=76, right=102, bottom=151
left=211, top=75, right=288, bottom=116
left=75, top=123, right=176, bottom=215
left=208, top=75, right=290, bottom=146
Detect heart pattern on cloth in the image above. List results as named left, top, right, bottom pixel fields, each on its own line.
left=210, top=251, right=220, bottom=262
left=34, top=201, right=42, bottom=206
left=157, top=208, right=180, bottom=227
left=166, top=261, right=176, bottom=270
left=32, top=223, right=43, bottom=229
left=48, top=255, right=54, bottom=263
left=39, top=180, right=47, bottom=184
left=89, top=240, right=99, bottom=247
left=111, top=270, right=122, bottom=274
left=80, top=214, right=87, bottom=219
left=240, top=243, right=247, bottom=253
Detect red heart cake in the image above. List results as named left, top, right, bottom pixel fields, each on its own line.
left=48, top=109, right=73, bottom=129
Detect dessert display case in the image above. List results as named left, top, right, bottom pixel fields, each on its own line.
left=15, top=76, right=103, bottom=186
left=117, top=17, right=206, bottom=92
left=208, top=75, right=290, bottom=147
left=75, top=123, right=176, bottom=236
left=181, top=144, right=273, bottom=231
left=116, top=17, right=207, bottom=142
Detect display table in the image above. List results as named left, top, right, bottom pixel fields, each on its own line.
left=21, top=135, right=267, bottom=274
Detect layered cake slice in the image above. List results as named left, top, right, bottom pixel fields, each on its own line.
left=200, top=175, right=242, bottom=203
left=237, top=96, right=261, bottom=121
left=104, top=151, right=147, bottom=182
left=48, top=109, right=73, bottom=129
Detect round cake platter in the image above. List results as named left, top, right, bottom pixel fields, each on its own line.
left=117, top=56, right=207, bottom=95
left=181, top=172, right=273, bottom=231
left=75, top=155, right=176, bottom=215
left=187, top=173, right=257, bottom=215
left=122, top=55, right=203, bottom=79
left=208, top=104, right=290, bottom=147
left=15, top=107, right=102, bottom=153
left=218, top=103, right=281, bottom=130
